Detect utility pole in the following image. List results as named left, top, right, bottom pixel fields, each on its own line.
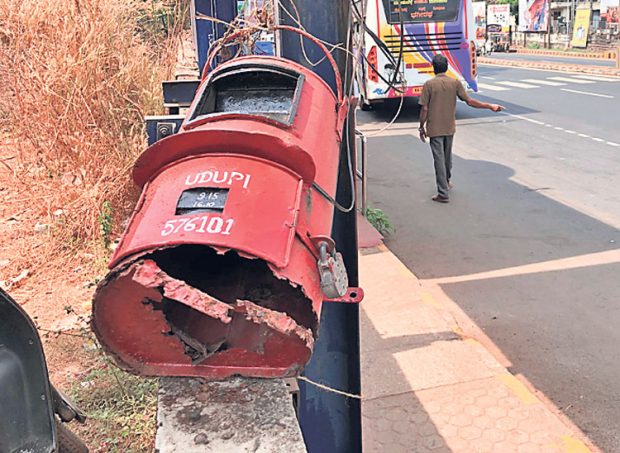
left=279, top=1, right=362, bottom=452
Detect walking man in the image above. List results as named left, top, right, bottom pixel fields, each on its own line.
left=419, top=54, right=504, bottom=203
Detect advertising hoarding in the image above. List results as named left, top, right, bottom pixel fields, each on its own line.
left=519, top=0, right=549, bottom=32
left=473, top=2, right=487, bottom=45
left=571, top=8, right=591, bottom=48
left=488, top=4, right=510, bottom=32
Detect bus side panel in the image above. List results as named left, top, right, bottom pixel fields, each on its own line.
left=362, top=0, right=393, bottom=103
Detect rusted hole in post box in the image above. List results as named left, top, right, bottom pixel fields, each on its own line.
left=142, top=245, right=318, bottom=361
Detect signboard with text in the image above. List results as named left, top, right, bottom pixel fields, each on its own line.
left=488, top=4, right=510, bottom=32
left=571, top=8, right=591, bottom=48
left=384, top=0, right=461, bottom=24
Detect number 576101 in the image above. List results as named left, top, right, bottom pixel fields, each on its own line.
left=160, top=216, right=234, bottom=237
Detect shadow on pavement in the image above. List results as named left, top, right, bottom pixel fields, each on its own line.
left=361, top=308, right=456, bottom=452
left=365, top=135, right=620, bottom=450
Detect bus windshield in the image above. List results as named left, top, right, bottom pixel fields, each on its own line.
left=383, top=0, right=461, bottom=24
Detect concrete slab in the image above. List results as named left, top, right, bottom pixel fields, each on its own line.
left=156, top=377, right=306, bottom=453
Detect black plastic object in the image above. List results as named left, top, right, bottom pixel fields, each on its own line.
left=0, top=288, right=56, bottom=453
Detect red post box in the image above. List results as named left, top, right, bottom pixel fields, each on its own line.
left=92, top=56, right=358, bottom=379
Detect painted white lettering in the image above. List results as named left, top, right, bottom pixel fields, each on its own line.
left=212, top=171, right=228, bottom=184
left=185, top=170, right=251, bottom=189
left=160, top=216, right=235, bottom=237
left=198, top=171, right=213, bottom=184
left=185, top=173, right=200, bottom=185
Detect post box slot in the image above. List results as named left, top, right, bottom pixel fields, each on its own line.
left=190, top=67, right=304, bottom=125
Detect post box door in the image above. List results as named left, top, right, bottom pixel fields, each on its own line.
left=112, top=154, right=304, bottom=270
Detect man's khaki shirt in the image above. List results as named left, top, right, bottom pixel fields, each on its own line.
left=418, top=74, right=469, bottom=138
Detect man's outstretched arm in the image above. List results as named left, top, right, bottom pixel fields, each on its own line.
left=465, top=97, right=504, bottom=112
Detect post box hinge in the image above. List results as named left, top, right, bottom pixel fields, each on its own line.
left=324, top=287, right=364, bottom=304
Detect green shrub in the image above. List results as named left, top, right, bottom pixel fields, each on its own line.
left=366, top=207, right=394, bottom=236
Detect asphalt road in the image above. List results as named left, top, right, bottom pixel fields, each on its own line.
left=487, top=51, right=617, bottom=67
left=358, top=65, right=620, bottom=451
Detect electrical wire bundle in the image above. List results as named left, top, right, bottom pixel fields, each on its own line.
left=196, top=0, right=409, bottom=210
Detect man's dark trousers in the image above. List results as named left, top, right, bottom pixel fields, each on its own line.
left=430, top=135, right=453, bottom=198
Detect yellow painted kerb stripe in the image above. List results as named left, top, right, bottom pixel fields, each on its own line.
left=420, top=292, right=443, bottom=309
left=497, top=373, right=539, bottom=405
left=559, top=435, right=592, bottom=453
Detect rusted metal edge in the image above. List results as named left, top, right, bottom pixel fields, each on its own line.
left=237, top=299, right=314, bottom=350
left=133, top=259, right=232, bottom=323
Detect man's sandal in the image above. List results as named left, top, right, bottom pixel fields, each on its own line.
left=432, top=195, right=450, bottom=203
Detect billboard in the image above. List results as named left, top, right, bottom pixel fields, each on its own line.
left=606, top=7, right=620, bottom=23
left=519, top=0, right=549, bottom=32
left=571, top=8, right=591, bottom=48
left=473, top=2, right=487, bottom=45
left=488, top=4, right=511, bottom=31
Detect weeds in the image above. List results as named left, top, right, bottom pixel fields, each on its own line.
left=35, top=307, right=158, bottom=452
left=366, top=207, right=394, bottom=236
left=98, top=201, right=114, bottom=248
left=68, top=340, right=158, bottom=453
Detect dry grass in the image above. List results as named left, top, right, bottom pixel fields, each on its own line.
left=0, top=2, right=188, bottom=449
left=0, top=0, right=187, bottom=268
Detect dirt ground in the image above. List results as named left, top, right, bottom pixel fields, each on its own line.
left=0, top=138, right=157, bottom=452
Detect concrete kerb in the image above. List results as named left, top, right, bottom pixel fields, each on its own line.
left=478, top=57, right=620, bottom=77
left=513, top=48, right=618, bottom=60
left=359, top=243, right=600, bottom=452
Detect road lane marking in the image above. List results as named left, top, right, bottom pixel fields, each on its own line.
left=425, top=249, right=620, bottom=284
left=561, top=88, right=614, bottom=99
left=481, top=76, right=496, bottom=80
left=505, top=113, right=619, bottom=148
left=478, top=82, right=510, bottom=91
left=521, top=78, right=566, bottom=86
left=510, top=114, right=545, bottom=125
left=548, top=76, right=595, bottom=84
left=572, top=75, right=620, bottom=82
left=496, top=80, right=539, bottom=89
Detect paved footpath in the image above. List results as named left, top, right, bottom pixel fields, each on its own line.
left=360, top=244, right=599, bottom=453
